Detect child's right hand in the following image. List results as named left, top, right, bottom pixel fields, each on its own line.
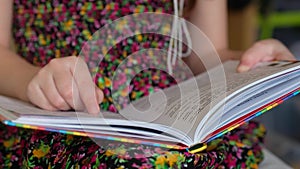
left=237, top=39, right=296, bottom=72
left=26, top=56, right=103, bottom=115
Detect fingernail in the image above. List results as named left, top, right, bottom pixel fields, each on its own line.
left=237, top=65, right=250, bottom=72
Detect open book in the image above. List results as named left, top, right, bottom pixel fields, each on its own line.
left=1, top=60, right=300, bottom=153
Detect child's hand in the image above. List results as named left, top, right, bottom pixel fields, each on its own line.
left=237, top=39, right=296, bottom=72
left=26, top=56, right=103, bottom=114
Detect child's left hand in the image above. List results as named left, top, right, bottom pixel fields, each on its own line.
left=237, top=39, right=296, bottom=72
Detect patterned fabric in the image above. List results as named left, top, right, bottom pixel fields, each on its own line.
left=0, top=0, right=266, bottom=168
left=13, top=0, right=186, bottom=111
left=0, top=121, right=265, bottom=168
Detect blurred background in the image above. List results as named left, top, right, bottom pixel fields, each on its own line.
left=228, top=0, right=300, bottom=167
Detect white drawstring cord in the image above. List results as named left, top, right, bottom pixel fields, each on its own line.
left=177, top=0, right=185, bottom=59
left=167, top=0, right=193, bottom=75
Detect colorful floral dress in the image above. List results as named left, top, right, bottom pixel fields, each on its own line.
left=0, top=0, right=266, bottom=168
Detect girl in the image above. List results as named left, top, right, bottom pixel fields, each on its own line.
left=0, top=0, right=294, bottom=168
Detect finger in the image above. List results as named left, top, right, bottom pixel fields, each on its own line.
left=237, top=49, right=265, bottom=72
left=95, top=86, right=104, bottom=104
left=71, top=80, right=85, bottom=110
left=277, top=53, right=296, bottom=61
left=268, top=39, right=296, bottom=61
left=53, top=70, right=77, bottom=109
left=237, top=41, right=276, bottom=72
left=275, top=46, right=296, bottom=61
left=27, top=81, right=57, bottom=111
left=73, top=57, right=100, bottom=115
left=40, top=74, right=71, bottom=110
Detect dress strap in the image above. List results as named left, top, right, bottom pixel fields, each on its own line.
left=167, top=0, right=192, bottom=75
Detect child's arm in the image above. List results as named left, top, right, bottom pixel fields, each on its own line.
left=187, top=0, right=228, bottom=53
left=0, top=0, right=40, bottom=103
left=0, top=0, right=102, bottom=114
left=184, top=0, right=229, bottom=74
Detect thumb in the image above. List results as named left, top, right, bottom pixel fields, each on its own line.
left=237, top=46, right=269, bottom=73
left=237, top=53, right=259, bottom=73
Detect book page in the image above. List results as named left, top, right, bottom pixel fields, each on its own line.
left=0, top=95, right=126, bottom=120
left=224, top=61, right=297, bottom=91
left=114, top=62, right=229, bottom=139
